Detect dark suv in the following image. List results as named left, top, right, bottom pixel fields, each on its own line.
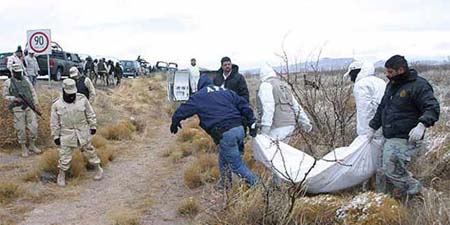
left=120, top=60, right=141, bottom=77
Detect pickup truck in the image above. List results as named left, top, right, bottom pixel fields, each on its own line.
left=0, top=52, right=13, bottom=77
left=35, top=42, right=83, bottom=80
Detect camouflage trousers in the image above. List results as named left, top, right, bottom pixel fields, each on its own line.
left=58, top=141, right=101, bottom=171
left=376, top=138, right=422, bottom=195
left=13, top=108, right=38, bottom=144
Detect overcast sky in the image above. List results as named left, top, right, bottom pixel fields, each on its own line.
left=1, top=0, right=449, bottom=69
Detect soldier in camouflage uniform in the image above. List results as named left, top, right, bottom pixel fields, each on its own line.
left=50, top=79, right=103, bottom=187
left=368, top=55, right=440, bottom=196
left=2, top=64, right=41, bottom=157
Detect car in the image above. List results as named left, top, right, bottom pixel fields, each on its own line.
left=0, top=52, right=13, bottom=77
left=35, top=42, right=83, bottom=80
left=168, top=62, right=178, bottom=72
left=154, top=61, right=168, bottom=72
left=120, top=60, right=141, bottom=78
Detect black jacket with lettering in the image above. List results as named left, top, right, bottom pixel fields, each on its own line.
left=214, top=64, right=249, bottom=102
left=369, top=69, right=440, bottom=139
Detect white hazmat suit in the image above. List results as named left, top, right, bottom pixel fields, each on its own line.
left=345, top=61, right=386, bottom=136
left=257, top=65, right=312, bottom=142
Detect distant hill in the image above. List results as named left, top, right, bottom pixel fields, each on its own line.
left=375, top=59, right=449, bottom=68
left=244, top=57, right=354, bottom=74
left=244, top=57, right=449, bottom=75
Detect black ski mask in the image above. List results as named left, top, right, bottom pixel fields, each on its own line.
left=63, top=89, right=76, bottom=103
left=387, top=70, right=409, bottom=83
left=349, top=69, right=361, bottom=83
left=13, top=71, right=23, bottom=80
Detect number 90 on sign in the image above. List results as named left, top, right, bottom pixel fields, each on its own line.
left=29, top=32, right=49, bottom=53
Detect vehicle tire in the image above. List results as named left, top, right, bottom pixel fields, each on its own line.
left=54, top=68, right=62, bottom=81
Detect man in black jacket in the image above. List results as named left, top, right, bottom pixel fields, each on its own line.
left=214, top=57, right=250, bottom=153
left=214, top=57, right=249, bottom=102
left=368, top=55, right=440, bottom=196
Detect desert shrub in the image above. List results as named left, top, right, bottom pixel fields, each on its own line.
left=129, top=116, right=146, bottom=133
left=162, top=144, right=193, bottom=159
left=335, top=192, right=407, bottom=225
left=165, top=102, right=179, bottom=117
left=100, top=120, right=136, bottom=140
left=191, top=136, right=216, bottom=153
left=179, top=143, right=194, bottom=157
left=177, top=128, right=199, bottom=143
left=33, top=148, right=87, bottom=179
left=169, top=150, right=184, bottom=163
left=209, top=184, right=266, bottom=225
left=184, top=153, right=219, bottom=188
left=110, top=208, right=141, bottom=225
left=92, top=135, right=108, bottom=148
left=177, top=197, right=200, bottom=217
left=0, top=182, right=20, bottom=204
left=291, top=195, right=346, bottom=224
left=96, top=146, right=116, bottom=166
left=407, top=189, right=450, bottom=225
left=184, top=164, right=203, bottom=189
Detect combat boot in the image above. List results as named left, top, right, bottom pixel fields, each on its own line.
left=57, top=170, right=66, bottom=187
left=21, top=144, right=29, bottom=157
left=94, top=164, right=103, bottom=180
left=29, top=141, right=42, bottom=154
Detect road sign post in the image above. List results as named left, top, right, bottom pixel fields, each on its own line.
left=27, top=29, right=51, bottom=86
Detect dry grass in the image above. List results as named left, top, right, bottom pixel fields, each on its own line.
left=0, top=89, right=55, bottom=147
left=92, top=135, right=108, bottom=148
left=179, top=143, right=195, bottom=157
left=0, top=182, right=20, bottom=204
left=335, top=192, right=407, bottom=225
left=407, top=189, right=450, bottom=225
left=165, top=102, right=179, bottom=117
left=109, top=208, right=141, bottom=225
left=177, top=128, right=199, bottom=143
left=37, top=148, right=87, bottom=178
left=169, top=150, right=184, bottom=163
left=209, top=184, right=266, bottom=225
left=184, top=164, right=203, bottom=189
left=191, top=136, right=216, bottom=153
left=177, top=197, right=200, bottom=217
left=97, top=146, right=116, bottom=166
left=99, top=120, right=136, bottom=141
left=211, top=186, right=407, bottom=225
left=108, top=197, right=152, bottom=225
left=165, top=143, right=195, bottom=160
left=184, top=153, right=219, bottom=189
left=291, top=195, right=346, bottom=224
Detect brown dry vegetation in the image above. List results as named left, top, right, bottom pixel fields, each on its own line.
left=0, top=88, right=56, bottom=148
left=99, top=120, right=136, bottom=141
left=109, top=208, right=141, bottom=225
left=177, top=197, right=200, bottom=217
left=0, top=182, right=21, bottom=204
left=0, top=77, right=168, bottom=225
left=183, top=153, right=219, bottom=189
left=202, top=66, right=450, bottom=225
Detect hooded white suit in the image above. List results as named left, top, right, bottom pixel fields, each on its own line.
left=345, top=61, right=386, bottom=136
left=257, top=66, right=311, bottom=142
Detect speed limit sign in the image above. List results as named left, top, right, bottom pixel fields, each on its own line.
left=27, top=29, right=51, bottom=55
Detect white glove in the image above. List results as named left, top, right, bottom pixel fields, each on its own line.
left=409, top=122, right=426, bottom=143
left=366, top=128, right=376, bottom=141
left=261, top=125, right=271, bottom=135
left=302, top=123, right=313, bottom=133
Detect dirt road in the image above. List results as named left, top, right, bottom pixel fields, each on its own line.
left=19, top=124, right=200, bottom=225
